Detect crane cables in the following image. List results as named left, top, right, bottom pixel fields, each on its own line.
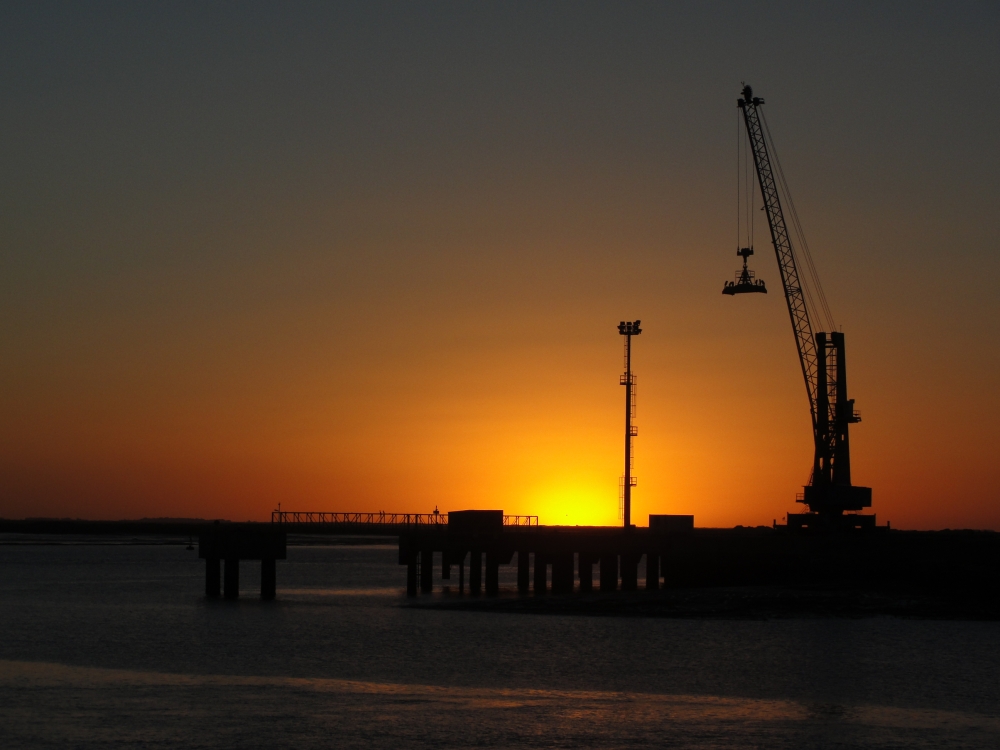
left=759, top=109, right=836, bottom=334
left=737, top=106, right=755, bottom=252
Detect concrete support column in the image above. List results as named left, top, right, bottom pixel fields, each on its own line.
left=205, top=557, right=221, bottom=598
left=224, top=558, right=240, bottom=600
left=645, top=553, right=659, bottom=590
left=485, top=552, right=499, bottom=596
left=599, top=553, right=618, bottom=592
left=406, top=553, right=418, bottom=597
left=458, top=552, right=465, bottom=593
left=551, top=553, right=574, bottom=594
left=578, top=554, right=593, bottom=593
left=442, top=552, right=451, bottom=580
left=469, top=550, right=482, bottom=595
left=517, top=550, right=530, bottom=593
left=261, top=558, right=276, bottom=600
left=533, top=553, right=547, bottom=594
left=420, top=549, right=433, bottom=593
left=621, top=553, right=639, bottom=591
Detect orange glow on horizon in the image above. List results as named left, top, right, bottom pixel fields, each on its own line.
left=3, top=296, right=998, bottom=531
left=523, top=477, right=621, bottom=527
left=2, top=16, right=997, bottom=532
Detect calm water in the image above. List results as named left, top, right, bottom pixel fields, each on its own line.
left=1, top=541, right=998, bottom=749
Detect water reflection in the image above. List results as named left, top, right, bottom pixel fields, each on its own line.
left=3, top=660, right=998, bottom=749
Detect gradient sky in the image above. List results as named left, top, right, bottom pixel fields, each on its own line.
left=2, top=2, right=998, bottom=528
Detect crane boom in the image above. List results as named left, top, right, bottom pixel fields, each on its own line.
left=733, top=85, right=872, bottom=526
left=738, top=88, right=820, bottom=431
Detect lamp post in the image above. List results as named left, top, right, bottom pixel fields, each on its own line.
left=618, top=320, right=641, bottom=527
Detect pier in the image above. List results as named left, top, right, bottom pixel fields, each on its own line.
left=2, top=514, right=998, bottom=606
left=396, top=511, right=695, bottom=596
left=396, top=513, right=1000, bottom=600
left=197, top=522, right=286, bottom=600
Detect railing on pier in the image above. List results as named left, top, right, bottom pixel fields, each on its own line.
left=503, top=515, right=539, bottom=527
left=271, top=511, right=447, bottom=526
left=270, top=511, right=538, bottom=527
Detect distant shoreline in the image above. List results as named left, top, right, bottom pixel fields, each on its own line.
left=0, top=532, right=396, bottom=547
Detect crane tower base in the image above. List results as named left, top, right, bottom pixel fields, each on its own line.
left=802, top=484, right=872, bottom=514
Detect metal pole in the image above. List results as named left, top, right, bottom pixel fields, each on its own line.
left=624, top=332, right=632, bottom=528
left=618, top=319, right=640, bottom=528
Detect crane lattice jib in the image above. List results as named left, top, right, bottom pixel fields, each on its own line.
left=738, top=94, right=819, bottom=431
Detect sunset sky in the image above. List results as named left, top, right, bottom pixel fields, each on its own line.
left=2, top=2, right=998, bottom=528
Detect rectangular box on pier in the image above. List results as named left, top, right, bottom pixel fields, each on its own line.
left=649, top=515, right=694, bottom=532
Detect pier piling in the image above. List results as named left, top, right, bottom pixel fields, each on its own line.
left=517, top=550, right=530, bottom=593
left=470, top=550, right=482, bottom=595
left=552, top=553, right=574, bottom=593
left=533, top=553, right=547, bottom=594
left=261, top=558, right=276, bottom=600
left=600, top=554, right=618, bottom=592
left=206, top=557, right=221, bottom=598
left=406, top=553, right=418, bottom=596
left=224, top=558, right=239, bottom=599
left=579, top=554, right=593, bottom=593
left=646, top=553, right=659, bottom=590
left=621, top=553, right=639, bottom=591
left=421, top=549, right=433, bottom=593
left=486, top=552, right=500, bottom=595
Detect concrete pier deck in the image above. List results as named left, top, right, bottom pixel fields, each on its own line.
left=398, top=517, right=1000, bottom=599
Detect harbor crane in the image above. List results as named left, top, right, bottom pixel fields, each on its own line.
left=725, top=84, right=873, bottom=529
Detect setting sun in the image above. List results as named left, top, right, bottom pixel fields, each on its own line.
left=524, top=477, right=620, bottom=527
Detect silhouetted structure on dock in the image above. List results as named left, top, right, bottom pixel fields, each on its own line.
left=269, top=509, right=536, bottom=534
left=399, top=510, right=697, bottom=596
left=399, top=512, right=1000, bottom=599
left=726, top=84, right=873, bottom=529
left=617, top=320, right=641, bottom=527
left=4, top=515, right=998, bottom=606
left=197, top=522, right=286, bottom=600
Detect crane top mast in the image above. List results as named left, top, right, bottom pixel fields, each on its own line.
left=727, top=84, right=873, bottom=527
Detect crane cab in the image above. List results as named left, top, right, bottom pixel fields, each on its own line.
left=722, top=247, right=767, bottom=295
